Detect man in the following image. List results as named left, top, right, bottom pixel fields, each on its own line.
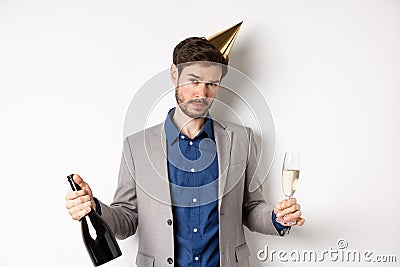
left=65, top=36, right=305, bottom=267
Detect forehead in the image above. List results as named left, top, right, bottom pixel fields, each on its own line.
left=179, top=62, right=223, bottom=80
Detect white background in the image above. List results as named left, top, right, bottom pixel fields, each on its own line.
left=0, top=0, right=399, bottom=266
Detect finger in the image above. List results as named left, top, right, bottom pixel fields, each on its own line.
left=83, top=188, right=93, bottom=198
left=67, top=200, right=91, bottom=215
left=74, top=195, right=91, bottom=207
left=275, top=217, right=284, bottom=224
left=71, top=206, right=92, bottom=221
left=280, top=198, right=297, bottom=209
left=293, top=218, right=305, bottom=226
left=282, top=203, right=300, bottom=216
left=274, top=202, right=284, bottom=215
left=296, top=218, right=305, bottom=226
left=66, top=194, right=91, bottom=209
left=277, top=218, right=296, bottom=227
left=66, top=200, right=90, bottom=212
left=275, top=199, right=292, bottom=214
left=74, top=175, right=94, bottom=198
left=65, top=190, right=86, bottom=201
left=277, top=203, right=300, bottom=217
left=283, top=210, right=302, bottom=223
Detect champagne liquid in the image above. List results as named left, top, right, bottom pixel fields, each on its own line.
left=282, top=170, right=300, bottom=197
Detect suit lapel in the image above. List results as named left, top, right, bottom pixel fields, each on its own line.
left=213, top=121, right=232, bottom=210
left=145, top=123, right=172, bottom=205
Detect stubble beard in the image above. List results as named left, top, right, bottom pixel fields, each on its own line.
left=175, top=88, right=213, bottom=119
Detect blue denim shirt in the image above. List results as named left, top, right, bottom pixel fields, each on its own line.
left=164, top=108, right=220, bottom=267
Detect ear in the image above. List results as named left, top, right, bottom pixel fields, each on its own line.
left=170, top=64, right=178, bottom=85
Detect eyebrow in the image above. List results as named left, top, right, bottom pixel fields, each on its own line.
left=187, top=73, right=220, bottom=84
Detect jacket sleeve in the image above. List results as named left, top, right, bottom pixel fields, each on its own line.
left=242, top=128, right=288, bottom=236
left=98, top=137, right=139, bottom=240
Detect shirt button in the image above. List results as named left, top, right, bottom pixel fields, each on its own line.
left=194, top=256, right=199, bottom=261
left=192, top=198, right=197, bottom=203
left=167, top=257, right=173, bottom=264
left=180, top=135, right=185, bottom=139
left=189, top=141, right=193, bottom=145
left=190, top=168, right=195, bottom=172
left=167, top=219, right=172, bottom=225
left=193, top=228, right=198, bottom=233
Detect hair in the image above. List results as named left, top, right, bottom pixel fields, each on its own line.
left=173, top=37, right=229, bottom=78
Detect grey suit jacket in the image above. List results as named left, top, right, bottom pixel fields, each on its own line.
left=99, top=120, right=283, bottom=267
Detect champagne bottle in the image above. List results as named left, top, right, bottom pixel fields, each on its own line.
left=67, top=174, right=122, bottom=266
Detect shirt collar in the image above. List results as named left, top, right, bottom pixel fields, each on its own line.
left=164, top=107, right=213, bottom=145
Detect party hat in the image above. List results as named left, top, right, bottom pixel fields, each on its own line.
left=207, top=21, right=243, bottom=59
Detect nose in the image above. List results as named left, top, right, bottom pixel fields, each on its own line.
left=194, top=82, right=207, bottom=98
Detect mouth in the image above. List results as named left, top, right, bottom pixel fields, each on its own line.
left=189, top=100, right=208, bottom=109
left=191, top=102, right=205, bottom=109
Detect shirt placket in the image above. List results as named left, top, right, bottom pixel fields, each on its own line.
left=190, top=138, right=201, bottom=266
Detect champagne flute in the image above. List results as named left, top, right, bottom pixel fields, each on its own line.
left=279, top=152, right=300, bottom=226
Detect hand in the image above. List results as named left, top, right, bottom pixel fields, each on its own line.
left=274, top=198, right=305, bottom=227
left=65, top=174, right=96, bottom=221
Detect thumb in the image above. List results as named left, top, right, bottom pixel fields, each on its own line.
left=72, top=174, right=85, bottom=188
left=73, top=174, right=93, bottom=198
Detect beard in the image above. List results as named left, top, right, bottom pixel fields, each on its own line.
left=175, top=88, right=213, bottom=118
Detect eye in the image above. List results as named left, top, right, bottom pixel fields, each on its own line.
left=207, top=82, right=219, bottom=88
left=190, top=79, right=199, bottom=84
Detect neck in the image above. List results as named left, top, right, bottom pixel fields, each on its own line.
left=172, top=106, right=206, bottom=139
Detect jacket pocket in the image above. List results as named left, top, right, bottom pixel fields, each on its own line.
left=135, top=251, right=155, bottom=267
left=235, top=242, right=250, bottom=262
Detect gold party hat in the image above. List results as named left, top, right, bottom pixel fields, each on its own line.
left=207, top=21, right=243, bottom=59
